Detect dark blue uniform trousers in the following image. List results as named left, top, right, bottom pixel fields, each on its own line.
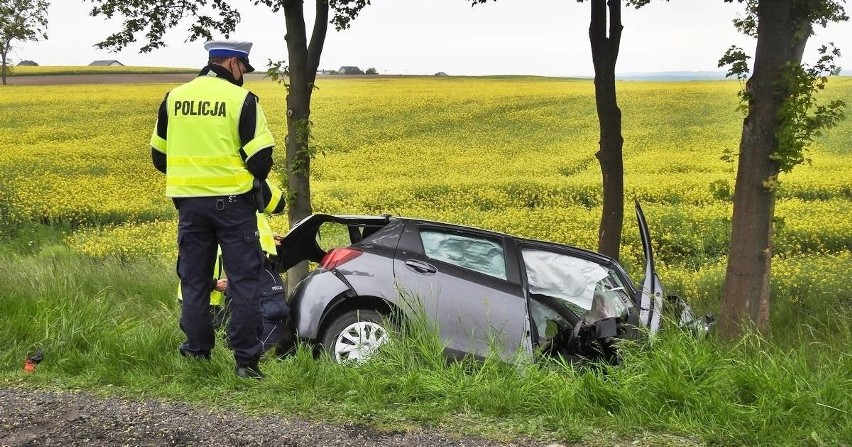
left=177, top=194, right=264, bottom=367
left=258, top=258, right=290, bottom=351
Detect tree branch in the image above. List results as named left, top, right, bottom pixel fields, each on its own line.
left=607, top=0, right=623, bottom=70
left=307, top=0, right=330, bottom=80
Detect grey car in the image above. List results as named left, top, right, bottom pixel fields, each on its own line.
left=276, top=202, right=704, bottom=364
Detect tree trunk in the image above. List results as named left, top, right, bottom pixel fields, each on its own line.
left=589, top=0, right=624, bottom=261
left=720, top=0, right=799, bottom=338
left=282, top=0, right=329, bottom=292
left=1, top=41, right=8, bottom=85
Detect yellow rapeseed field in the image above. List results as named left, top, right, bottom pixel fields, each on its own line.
left=2, top=75, right=850, bottom=303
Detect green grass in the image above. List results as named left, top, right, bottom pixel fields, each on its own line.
left=1, top=230, right=849, bottom=446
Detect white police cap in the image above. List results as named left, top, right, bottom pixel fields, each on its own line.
left=204, top=40, right=255, bottom=73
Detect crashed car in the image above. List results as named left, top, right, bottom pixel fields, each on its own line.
left=276, top=202, right=706, bottom=364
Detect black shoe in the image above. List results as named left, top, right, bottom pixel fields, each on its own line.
left=179, top=344, right=211, bottom=360
left=235, top=365, right=265, bottom=380
left=274, top=332, right=297, bottom=359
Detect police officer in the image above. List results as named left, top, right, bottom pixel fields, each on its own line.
left=253, top=180, right=291, bottom=353
left=150, top=40, right=274, bottom=379
left=177, top=179, right=290, bottom=353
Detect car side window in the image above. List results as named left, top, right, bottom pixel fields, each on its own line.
left=420, top=230, right=507, bottom=280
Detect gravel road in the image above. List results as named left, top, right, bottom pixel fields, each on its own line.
left=0, top=388, right=555, bottom=447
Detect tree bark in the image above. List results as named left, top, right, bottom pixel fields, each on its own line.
left=589, top=0, right=625, bottom=261
left=282, top=0, right=329, bottom=291
left=1, top=41, right=9, bottom=85
left=720, top=0, right=800, bottom=338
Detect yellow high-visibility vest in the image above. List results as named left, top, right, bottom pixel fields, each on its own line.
left=259, top=179, right=284, bottom=255
left=156, top=76, right=274, bottom=197
left=257, top=212, right=276, bottom=255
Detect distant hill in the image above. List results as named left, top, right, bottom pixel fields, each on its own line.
left=616, top=71, right=729, bottom=81
left=616, top=69, right=852, bottom=81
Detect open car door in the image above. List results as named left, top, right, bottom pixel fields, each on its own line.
left=275, top=214, right=392, bottom=273
left=635, top=201, right=664, bottom=334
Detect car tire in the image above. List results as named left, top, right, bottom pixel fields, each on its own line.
left=321, top=309, right=390, bottom=364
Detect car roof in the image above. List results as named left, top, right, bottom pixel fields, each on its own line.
left=289, top=213, right=616, bottom=265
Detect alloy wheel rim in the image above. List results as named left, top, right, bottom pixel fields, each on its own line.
left=333, top=321, right=388, bottom=363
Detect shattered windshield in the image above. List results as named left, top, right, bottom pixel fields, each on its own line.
left=521, top=248, right=633, bottom=321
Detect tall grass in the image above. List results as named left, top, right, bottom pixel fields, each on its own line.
left=1, top=235, right=849, bottom=446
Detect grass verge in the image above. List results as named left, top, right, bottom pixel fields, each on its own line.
left=1, top=230, right=849, bottom=446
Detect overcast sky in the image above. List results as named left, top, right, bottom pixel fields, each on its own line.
left=12, top=0, right=852, bottom=76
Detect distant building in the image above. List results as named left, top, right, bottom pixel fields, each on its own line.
left=17, top=60, right=38, bottom=66
left=89, top=60, right=124, bottom=67
left=337, top=66, right=363, bottom=75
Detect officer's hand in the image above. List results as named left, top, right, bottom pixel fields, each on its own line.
left=215, top=279, right=228, bottom=292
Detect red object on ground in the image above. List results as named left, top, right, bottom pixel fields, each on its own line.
left=23, top=359, right=37, bottom=373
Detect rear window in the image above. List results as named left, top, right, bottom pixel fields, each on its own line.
left=315, top=220, right=399, bottom=252
left=420, top=230, right=507, bottom=280
left=315, top=222, right=351, bottom=252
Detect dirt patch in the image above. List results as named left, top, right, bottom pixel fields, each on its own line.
left=4, top=73, right=201, bottom=86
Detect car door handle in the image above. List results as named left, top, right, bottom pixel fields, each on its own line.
left=404, top=259, right=437, bottom=275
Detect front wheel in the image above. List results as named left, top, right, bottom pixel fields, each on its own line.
left=321, top=309, right=390, bottom=364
